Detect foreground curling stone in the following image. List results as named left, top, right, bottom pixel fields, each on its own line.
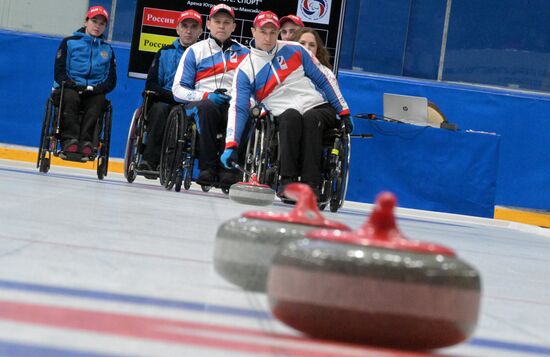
left=214, top=183, right=350, bottom=292
left=229, top=173, right=275, bottom=206
left=267, top=191, right=481, bottom=350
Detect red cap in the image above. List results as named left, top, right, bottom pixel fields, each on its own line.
left=209, top=4, right=235, bottom=19
left=253, top=11, right=280, bottom=29
left=177, top=9, right=203, bottom=26
left=279, top=14, right=304, bottom=27
left=86, top=6, right=109, bottom=21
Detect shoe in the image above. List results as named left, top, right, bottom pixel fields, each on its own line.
left=62, top=138, right=78, bottom=153
left=277, top=176, right=297, bottom=200
left=81, top=141, right=93, bottom=157
left=197, top=168, right=216, bottom=185
left=219, top=168, right=240, bottom=186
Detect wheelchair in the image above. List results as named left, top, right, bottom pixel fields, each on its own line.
left=123, top=90, right=162, bottom=183
left=159, top=105, right=234, bottom=194
left=37, top=85, right=112, bottom=180
left=242, top=109, right=350, bottom=212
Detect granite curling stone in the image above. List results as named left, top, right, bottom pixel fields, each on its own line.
left=214, top=183, right=350, bottom=292
left=267, top=191, right=481, bottom=350
left=229, top=173, right=275, bottom=206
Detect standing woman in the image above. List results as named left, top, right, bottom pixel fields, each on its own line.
left=53, top=5, right=117, bottom=156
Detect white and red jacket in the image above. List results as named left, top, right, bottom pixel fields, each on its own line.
left=172, top=37, right=249, bottom=103
left=225, top=41, right=350, bottom=148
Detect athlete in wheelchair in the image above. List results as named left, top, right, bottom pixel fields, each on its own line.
left=221, top=11, right=353, bottom=210
left=164, top=4, right=249, bottom=192
left=124, top=10, right=203, bottom=183
left=37, top=6, right=116, bottom=179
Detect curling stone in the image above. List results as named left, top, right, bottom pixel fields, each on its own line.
left=229, top=173, right=275, bottom=206
left=267, top=191, right=481, bottom=350
left=214, top=183, right=350, bottom=292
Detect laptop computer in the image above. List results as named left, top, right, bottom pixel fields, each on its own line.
left=383, top=93, right=430, bottom=126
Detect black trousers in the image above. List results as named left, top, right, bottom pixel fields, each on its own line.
left=278, top=103, right=338, bottom=185
left=186, top=100, right=228, bottom=171
left=54, top=88, right=106, bottom=144
left=142, top=101, right=173, bottom=166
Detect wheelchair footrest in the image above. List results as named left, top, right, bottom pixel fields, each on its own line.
left=135, top=169, right=159, bottom=179
left=58, top=151, right=94, bottom=162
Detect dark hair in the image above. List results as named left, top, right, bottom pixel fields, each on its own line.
left=291, top=27, right=331, bottom=69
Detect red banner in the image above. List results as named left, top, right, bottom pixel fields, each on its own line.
left=142, top=7, right=181, bottom=29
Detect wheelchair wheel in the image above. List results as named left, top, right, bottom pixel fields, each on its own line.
left=201, top=185, right=211, bottom=192
left=160, top=106, right=185, bottom=190
left=37, top=99, right=54, bottom=173
left=177, top=116, right=196, bottom=192
left=97, top=104, right=112, bottom=180
left=243, top=115, right=277, bottom=186
left=124, top=107, right=142, bottom=183
left=329, top=133, right=351, bottom=212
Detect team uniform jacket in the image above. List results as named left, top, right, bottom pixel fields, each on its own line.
left=145, top=39, right=188, bottom=103
left=225, top=41, right=350, bottom=148
left=53, top=28, right=116, bottom=94
left=172, top=37, right=249, bottom=103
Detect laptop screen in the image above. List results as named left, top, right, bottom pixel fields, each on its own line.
left=383, top=93, right=430, bottom=126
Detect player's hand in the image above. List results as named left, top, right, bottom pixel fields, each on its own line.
left=208, top=92, right=231, bottom=105
left=221, top=148, right=238, bottom=169
left=340, top=115, right=354, bottom=134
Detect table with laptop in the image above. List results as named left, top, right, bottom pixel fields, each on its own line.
left=346, top=93, right=501, bottom=218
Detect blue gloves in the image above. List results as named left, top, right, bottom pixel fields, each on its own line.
left=221, top=148, right=238, bottom=169
left=208, top=92, right=231, bottom=105
left=340, top=115, right=354, bottom=134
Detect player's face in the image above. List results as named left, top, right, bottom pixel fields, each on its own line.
left=177, top=19, right=202, bottom=46
left=85, top=16, right=107, bottom=37
left=252, top=24, right=279, bottom=52
left=298, top=32, right=318, bottom=57
left=206, top=13, right=236, bottom=42
left=280, top=22, right=301, bottom=41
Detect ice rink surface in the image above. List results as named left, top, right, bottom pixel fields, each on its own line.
left=0, top=159, right=549, bottom=357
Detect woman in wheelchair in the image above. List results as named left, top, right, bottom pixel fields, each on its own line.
left=221, top=11, right=353, bottom=198
left=52, top=5, right=116, bottom=157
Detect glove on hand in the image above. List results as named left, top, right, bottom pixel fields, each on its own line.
left=340, top=115, right=354, bottom=134
left=208, top=92, right=231, bottom=105
left=221, top=148, right=238, bottom=169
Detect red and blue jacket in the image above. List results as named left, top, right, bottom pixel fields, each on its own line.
left=172, top=37, right=249, bottom=103
left=225, top=41, right=350, bottom=148
left=53, top=28, right=116, bottom=94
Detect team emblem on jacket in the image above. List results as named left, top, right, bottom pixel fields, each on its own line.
left=230, top=52, right=238, bottom=63
left=100, top=50, right=109, bottom=59
left=277, top=56, right=288, bottom=70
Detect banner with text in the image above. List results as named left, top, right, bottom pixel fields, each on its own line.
left=129, top=0, right=346, bottom=78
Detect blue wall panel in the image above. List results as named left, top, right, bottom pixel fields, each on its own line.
left=0, top=30, right=143, bottom=159
left=350, top=0, right=412, bottom=74
left=338, top=70, right=550, bottom=210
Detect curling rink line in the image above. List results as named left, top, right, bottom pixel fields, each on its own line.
left=1, top=143, right=549, bottom=228
left=0, top=159, right=549, bottom=356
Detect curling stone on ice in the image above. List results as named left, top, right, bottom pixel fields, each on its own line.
left=267, top=191, right=481, bottom=350
left=214, top=183, right=350, bottom=292
left=228, top=162, right=275, bottom=206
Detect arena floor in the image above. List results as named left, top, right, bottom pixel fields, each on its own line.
left=0, top=159, right=549, bottom=357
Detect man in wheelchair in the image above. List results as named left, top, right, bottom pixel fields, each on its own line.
left=172, top=4, right=249, bottom=187
left=221, top=11, right=353, bottom=198
left=138, top=10, right=203, bottom=175
left=52, top=6, right=116, bottom=157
